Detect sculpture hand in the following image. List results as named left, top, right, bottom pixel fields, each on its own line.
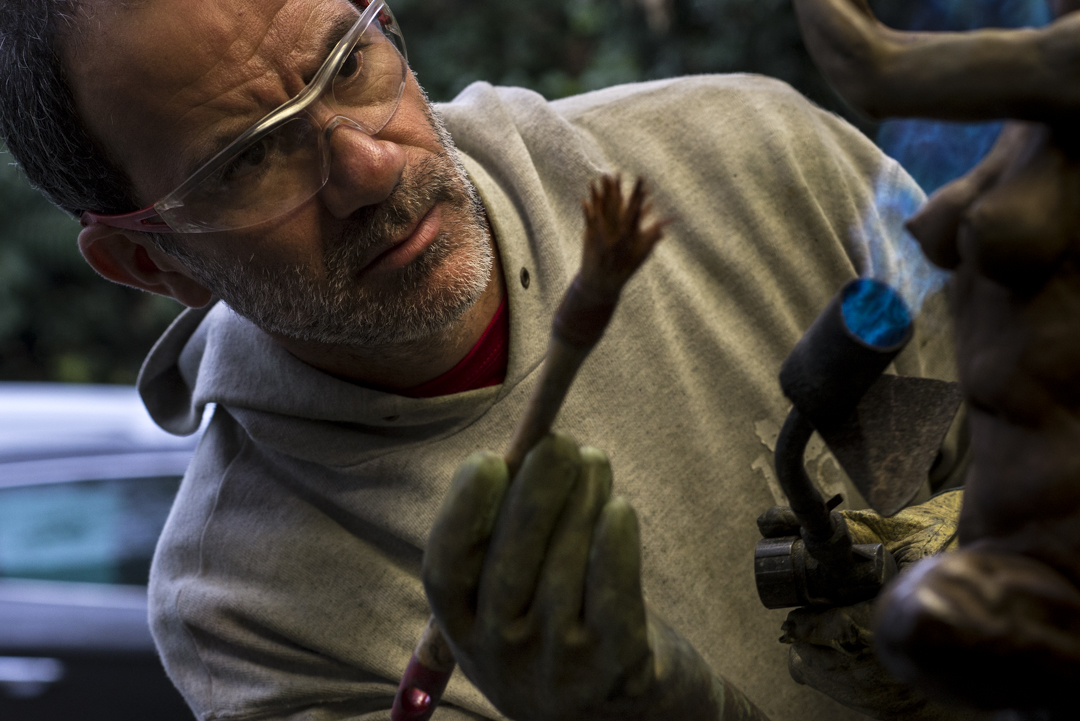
left=422, top=434, right=767, bottom=721
left=791, top=0, right=1080, bottom=710
left=881, top=119, right=1080, bottom=712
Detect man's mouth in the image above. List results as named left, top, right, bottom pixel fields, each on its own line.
left=361, top=204, right=443, bottom=275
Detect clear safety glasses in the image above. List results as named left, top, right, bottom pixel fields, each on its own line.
left=82, top=0, right=407, bottom=233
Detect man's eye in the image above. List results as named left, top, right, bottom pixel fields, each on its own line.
left=238, top=141, right=268, bottom=166
left=338, top=49, right=361, bottom=78
left=221, top=140, right=270, bottom=182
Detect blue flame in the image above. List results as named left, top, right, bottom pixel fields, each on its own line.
left=878, top=121, right=1005, bottom=194
left=848, top=0, right=1049, bottom=325
left=852, top=162, right=950, bottom=318
left=875, top=0, right=1051, bottom=194
left=842, top=278, right=911, bottom=347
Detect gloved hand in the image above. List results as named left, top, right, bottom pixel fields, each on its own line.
left=423, top=434, right=768, bottom=721
left=760, top=490, right=974, bottom=720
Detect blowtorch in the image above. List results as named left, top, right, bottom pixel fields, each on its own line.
left=754, top=277, right=963, bottom=609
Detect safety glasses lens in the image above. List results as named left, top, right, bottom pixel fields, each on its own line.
left=169, top=118, right=324, bottom=232
left=161, top=1, right=407, bottom=232
left=329, top=15, right=408, bottom=135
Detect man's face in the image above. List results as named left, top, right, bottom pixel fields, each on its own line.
left=66, top=0, right=493, bottom=347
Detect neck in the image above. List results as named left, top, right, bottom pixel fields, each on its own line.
left=271, top=247, right=505, bottom=392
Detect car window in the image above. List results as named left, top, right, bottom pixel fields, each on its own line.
left=0, top=476, right=181, bottom=586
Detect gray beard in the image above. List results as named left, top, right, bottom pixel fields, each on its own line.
left=170, top=107, right=493, bottom=348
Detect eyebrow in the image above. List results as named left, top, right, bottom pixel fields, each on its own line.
left=321, top=14, right=360, bottom=65
left=178, top=11, right=361, bottom=178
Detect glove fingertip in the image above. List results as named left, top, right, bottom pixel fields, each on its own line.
left=436, top=452, right=510, bottom=549
left=461, top=449, right=507, bottom=474
left=598, top=496, right=640, bottom=546
left=585, top=497, right=644, bottom=624
left=579, top=446, right=614, bottom=497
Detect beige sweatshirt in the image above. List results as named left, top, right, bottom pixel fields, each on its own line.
left=141, top=75, right=957, bottom=721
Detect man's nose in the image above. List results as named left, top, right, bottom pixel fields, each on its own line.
left=318, top=117, right=406, bottom=219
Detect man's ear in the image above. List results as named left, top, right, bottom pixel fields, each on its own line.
left=78, top=222, right=214, bottom=308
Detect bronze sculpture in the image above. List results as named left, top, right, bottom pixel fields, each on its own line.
left=791, top=0, right=1080, bottom=715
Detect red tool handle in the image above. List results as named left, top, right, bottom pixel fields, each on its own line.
left=391, top=653, right=453, bottom=721
left=391, top=616, right=456, bottom=721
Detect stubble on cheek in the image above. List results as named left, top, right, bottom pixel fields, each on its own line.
left=168, top=94, right=494, bottom=349
left=188, top=145, right=493, bottom=348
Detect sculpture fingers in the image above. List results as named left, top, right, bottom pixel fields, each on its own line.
left=906, top=122, right=1027, bottom=269
left=875, top=549, right=1080, bottom=713
left=960, top=125, right=1079, bottom=290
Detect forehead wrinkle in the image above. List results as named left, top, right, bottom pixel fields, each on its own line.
left=159, top=4, right=331, bottom=177
left=145, top=43, right=277, bottom=182
left=164, top=69, right=277, bottom=179
left=186, top=5, right=347, bottom=125
left=171, top=4, right=359, bottom=174
left=180, top=3, right=290, bottom=112
left=63, top=0, right=362, bottom=201
left=277, top=4, right=359, bottom=88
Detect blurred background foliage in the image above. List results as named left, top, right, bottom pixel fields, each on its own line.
left=0, top=0, right=1050, bottom=383
left=396, top=0, right=863, bottom=127
left=0, top=162, right=182, bottom=384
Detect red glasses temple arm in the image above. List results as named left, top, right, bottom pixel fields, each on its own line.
left=80, top=206, right=174, bottom=233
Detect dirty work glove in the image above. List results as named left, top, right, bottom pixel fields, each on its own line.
left=423, top=434, right=768, bottom=721
left=761, top=490, right=974, bottom=720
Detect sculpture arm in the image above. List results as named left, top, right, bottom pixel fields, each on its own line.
left=793, top=0, right=1080, bottom=122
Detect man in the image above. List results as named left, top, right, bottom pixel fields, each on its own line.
left=0, top=0, right=964, bottom=719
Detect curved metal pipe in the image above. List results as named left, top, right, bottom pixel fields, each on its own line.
left=774, top=407, right=834, bottom=543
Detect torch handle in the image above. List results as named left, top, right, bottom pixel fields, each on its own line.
left=774, top=407, right=835, bottom=543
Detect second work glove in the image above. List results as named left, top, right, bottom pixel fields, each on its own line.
left=763, top=490, right=975, bottom=720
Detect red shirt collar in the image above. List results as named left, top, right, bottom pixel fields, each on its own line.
left=400, top=297, right=509, bottom=398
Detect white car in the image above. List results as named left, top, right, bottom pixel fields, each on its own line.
left=0, top=382, right=203, bottom=720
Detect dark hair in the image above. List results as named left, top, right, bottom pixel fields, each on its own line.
left=0, top=2, right=139, bottom=218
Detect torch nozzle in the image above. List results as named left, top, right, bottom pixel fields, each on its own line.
left=755, top=278, right=911, bottom=609
left=781, top=278, right=914, bottom=430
